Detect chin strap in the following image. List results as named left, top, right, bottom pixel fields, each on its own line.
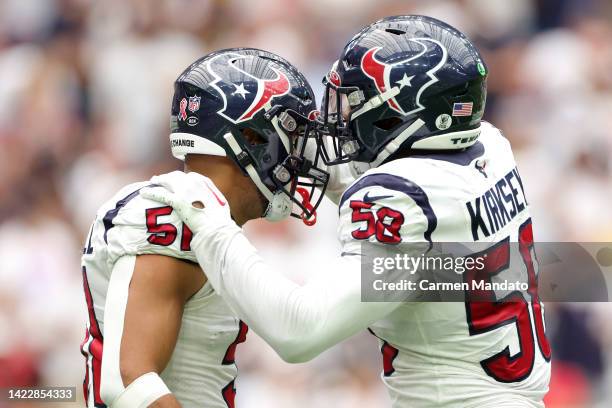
left=371, top=118, right=426, bottom=167
left=351, top=86, right=402, bottom=120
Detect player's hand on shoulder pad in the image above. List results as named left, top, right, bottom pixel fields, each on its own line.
left=141, top=171, right=235, bottom=234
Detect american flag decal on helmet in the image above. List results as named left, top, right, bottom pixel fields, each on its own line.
left=452, top=102, right=473, bottom=117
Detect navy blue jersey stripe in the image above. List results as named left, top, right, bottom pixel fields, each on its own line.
left=409, top=141, right=484, bottom=166
left=340, top=174, right=437, bottom=242
left=102, top=184, right=158, bottom=243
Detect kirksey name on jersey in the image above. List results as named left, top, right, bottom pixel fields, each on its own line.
left=80, top=176, right=246, bottom=408
left=338, top=122, right=551, bottom=407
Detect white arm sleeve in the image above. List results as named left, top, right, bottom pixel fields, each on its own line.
left=100, top=256, right=171, bottom=407
left=100, top=255, right=136, bottom=404
left=191, top=231, right=401, bottom=363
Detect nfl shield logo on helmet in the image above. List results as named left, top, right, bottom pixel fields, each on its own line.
left=188, top=96, right=201, bottom=113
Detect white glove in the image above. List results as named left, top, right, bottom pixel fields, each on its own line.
left=142, top=171, right=234, bottom=233
left=140, top=171, right=242, bottom=290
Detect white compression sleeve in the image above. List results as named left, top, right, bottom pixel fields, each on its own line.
left=191, top=232, right=402, bottom=363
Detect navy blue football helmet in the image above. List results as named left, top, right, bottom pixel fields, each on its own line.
left=318, top=15, right=488, bottom=166
left=170, top=48, right=328, bottom=223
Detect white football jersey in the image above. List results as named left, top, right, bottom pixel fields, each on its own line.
left=337, top=122, right=551, bottom=407
left=80, top=175, right=247, bottom=408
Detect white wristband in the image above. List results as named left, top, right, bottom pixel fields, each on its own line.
left=110, top=372, right=171, bottom=408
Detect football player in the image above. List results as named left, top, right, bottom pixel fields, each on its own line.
left=80, top=48, right=329, bottom=408
left=144, top=16, right=551, bottom=407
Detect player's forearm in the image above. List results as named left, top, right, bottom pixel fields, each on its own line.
left=148, top=394, right=182, bottom=407
left=193, top=232, right=398, bottom=362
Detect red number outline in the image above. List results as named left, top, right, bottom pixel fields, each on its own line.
left=221, top=321, right=248, bottom=408
left=146, top=206, right=177, bottom=246
left=350, top=201, right=376, bottom=239
left=375, top=207, right=404, bottom=244
left=180, top=223, right=193, bottom=251
left=350, top=201, right=404, bottom=244
left=464, top=219, right=550, bottom=383
left=145, top=207, right=193, bottom=251
left=519, top=220, right=552, bottom=361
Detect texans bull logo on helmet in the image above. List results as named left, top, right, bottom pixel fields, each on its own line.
left=207, top=52, right=291, bottom=124
left=360, top=38, right=448, bottom=116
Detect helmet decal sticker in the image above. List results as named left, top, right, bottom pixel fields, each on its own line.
left=435, top=113, right=452, bottom=130
left=452, top=102, right=473, bottom=117
left=178, top=97, right=188, bottom=121
left=329, top=70, right=341, bottom=86
left=207, top=52, right=291, bottom=124
left=360, top=38, right=448, bottom=116
left=232, top=83, right=250, bottom=99
left=326, top=60, right=341, bottom=86
left=188, top=95, right=201, bottom=113
left=477, top=61, right=487, bottom=76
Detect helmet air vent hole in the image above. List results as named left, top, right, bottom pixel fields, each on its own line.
left=373, top=117, right=403, bottom=131
left=385, top=28, right=406, bottom=35
left=242, top=128, right=266, bottom=146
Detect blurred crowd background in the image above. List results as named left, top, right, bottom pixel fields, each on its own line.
left=0, top=0, right=611, bottom=407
